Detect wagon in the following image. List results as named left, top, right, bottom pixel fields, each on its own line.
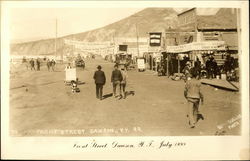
left=75, top=59, right=85, bottom=69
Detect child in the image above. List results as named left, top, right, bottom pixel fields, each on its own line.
left=71, top=80, right=80, bottom=93
left=184, top=69, right=204, bottom=128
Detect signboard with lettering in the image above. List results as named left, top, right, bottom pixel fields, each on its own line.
left=65, top=68, right=76, bottom=81
left=149, top=32, right=162, bottom=46
left=137, top=58, right=145, bottom=71
left=166, top=41, right=226, bottom=53
left=119, top=45, right=128, bottom=51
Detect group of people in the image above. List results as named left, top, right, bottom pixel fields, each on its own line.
left=22, top=57, right=56, bottom=71
left=182, top=54, right=238, bottom=81
left=46, top=59, right=56, bottom=71
left=22, top=58, right=41, bottom=71
left=29, top=58, right=41, bottom=71
left=163, top=53, right=238, bottom=82
left=205, top=56, right=219, bottom=79
left=197, top=55, right=237, bottom=80
left=93, top=64, right=128, bottom=100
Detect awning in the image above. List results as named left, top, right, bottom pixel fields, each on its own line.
left=166, top=41, right=226, bottom=53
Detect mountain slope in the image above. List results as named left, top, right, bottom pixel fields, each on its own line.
left=11, top=8, right=178, bottom=56
left=71, top=8, right=178, bottom=41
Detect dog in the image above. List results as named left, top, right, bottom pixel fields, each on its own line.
left=71, top=80, right=80, bottom=93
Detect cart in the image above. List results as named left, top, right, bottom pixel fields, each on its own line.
left=137, top=58, right=146, bottom=72
left=75, top=54, right=85, bottom=69
left=64, top=68, right=77, bottom=85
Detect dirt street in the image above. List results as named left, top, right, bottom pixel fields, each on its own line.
left=9, top=57, right=241, bottom=136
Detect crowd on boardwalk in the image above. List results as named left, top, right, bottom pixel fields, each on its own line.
left=156, top=54, right=238, bottom=82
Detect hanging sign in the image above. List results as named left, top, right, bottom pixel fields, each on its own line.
left=166, top=41, right=226, bottom=53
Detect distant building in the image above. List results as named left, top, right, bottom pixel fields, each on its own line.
left=176, top=8, right=238, bottom=52
left=163, top=8, right=239, bottom=69
left=164, top=28, right=179, bottom=46
left=113, top=37, right=149, bottom=57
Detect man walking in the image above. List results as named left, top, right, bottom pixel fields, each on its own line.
left=36, top=58, right=41, bottom=71
left=47, top=59, right=51, bottom=71
left=194, top=58, right=201, bottom=77
left=120, top=68, right=128, bottom=99
left=111, top=64, right=123, bottom=98
left=30, top=58, right=35, bottom=71
left=182, top=61, right=192, bottom=82
left=51, top=59, right=56, bottom=71
left=206, top=56, right=213, bottom=79
left=93, top=65, right=106, bottom=100
left=184, top=69, right=204, bottom=128
left=22, top=57, right=29, bottom=70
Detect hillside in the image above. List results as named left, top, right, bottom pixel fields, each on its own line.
left=10, top=8, right=178, bottom=56
left=197, top=8, right=237, bottom=29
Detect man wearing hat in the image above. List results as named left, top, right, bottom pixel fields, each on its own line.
left=182, top=61, right=192, bottom=82
left=111, top=64, right=123, bottom=98
left=93, top=65, right=106, bottom=100
left=120, top=67, right=128, bottom=99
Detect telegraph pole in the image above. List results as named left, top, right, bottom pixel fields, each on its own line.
left=135, top=22, right=139, bottom=57
left=236, top=8, right=241, bottom=57
left=236, top=8, right=241, bottom=84
left=132, top=15, right=142, bottom=58
left=55, top=18, right=57, bottom=59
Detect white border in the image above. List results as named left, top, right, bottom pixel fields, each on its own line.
left=1, top=1, right=249, bottom=160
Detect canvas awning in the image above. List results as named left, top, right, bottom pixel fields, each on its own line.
left=165, top=41, right=226, bottom=53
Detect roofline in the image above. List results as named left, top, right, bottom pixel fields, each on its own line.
left=197, top=28, right=237, bottom=32
left=148, top=32, right=162, bottom=34
left=177, top=8, right=196, bottom=16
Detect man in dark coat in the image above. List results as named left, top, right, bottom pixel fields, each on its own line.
left=206, top=56, right=213, bottom=79
left=93, top=65, right=106, bottom=100
left=30, top=58, right=35, bottom=71
left=111, top=64, right=123, bottom=98
left=194, top=58, right=201, bottom=78
left=211, top=59, right=218, bottom=78
left=51, top=59, right=56, bottom=71
left=36, top=58, right=41, bottom=71
left=47, top=59, right=51, bottom=71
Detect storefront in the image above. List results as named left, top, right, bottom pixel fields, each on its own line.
left=163, top=41, right=228, bottom=76
left=143, top=45, right=163, bottom=71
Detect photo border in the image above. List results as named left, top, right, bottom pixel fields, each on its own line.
left=1, top=0, right=249, bottom=160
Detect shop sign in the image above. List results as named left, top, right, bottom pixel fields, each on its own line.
left=137, top=59, right=146, bottom=70
left=166, top=41, right=226, bottom=53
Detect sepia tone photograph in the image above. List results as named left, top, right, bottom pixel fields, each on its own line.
left=8, top=6, right=242, bottom=137
left=1, top=0, right=249, bottom=160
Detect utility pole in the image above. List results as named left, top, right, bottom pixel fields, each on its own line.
left=113, top=32, right=115, bottom=55
left=132, top=15, right=142, bottom=58
left=55, top=18, right=57, bottom=59
left=236, top=8, right=241, bottom=57
left=236, top=8, right=241, bottom=83
left=135, top=22, right=139, bottom=57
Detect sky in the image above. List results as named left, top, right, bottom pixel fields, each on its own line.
left=9, top=7, right=219, bottom=43
left=9, top=8, right=145, bottom=43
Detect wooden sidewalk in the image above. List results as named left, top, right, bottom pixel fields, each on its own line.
left=201, top=79, right=239, bottom=91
